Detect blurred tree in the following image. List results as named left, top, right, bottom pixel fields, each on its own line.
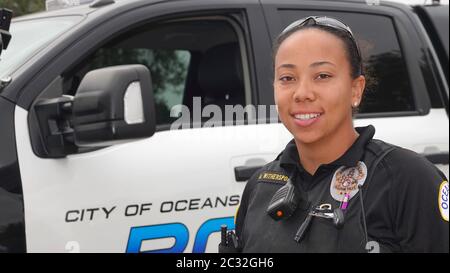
left=0, top=0, right=45, bottom=17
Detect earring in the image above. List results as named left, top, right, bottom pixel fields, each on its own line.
left=353, top=102, right=359, bottom=108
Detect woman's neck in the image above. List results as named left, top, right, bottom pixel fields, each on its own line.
left=295, top=123, right=359, bottom=175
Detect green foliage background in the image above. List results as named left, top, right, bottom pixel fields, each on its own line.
left=0, top=0, right=45, bottom=17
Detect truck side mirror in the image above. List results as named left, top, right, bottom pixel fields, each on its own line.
left=32, top=65, right=156, bottom=158
left=72, top=64, right=156, bottom=147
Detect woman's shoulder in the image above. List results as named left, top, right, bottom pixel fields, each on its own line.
left=382, top=143, right=442, bottom=174
left=369, top=140, right=449, bottom=234
left=370, top=139, right=447, bottom=188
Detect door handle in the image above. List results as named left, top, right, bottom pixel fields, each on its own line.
left=234, top=165, right=264, bottom=182
left=422, top=152, right=449, bottom=165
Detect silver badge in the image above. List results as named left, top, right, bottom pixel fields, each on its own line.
left=330, top=161, right=368, bottom=202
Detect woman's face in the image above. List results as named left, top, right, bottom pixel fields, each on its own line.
left=274, top=28, right=365, bottom=145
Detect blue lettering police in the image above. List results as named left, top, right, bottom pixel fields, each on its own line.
left=126, top=217, right=235, bottom=253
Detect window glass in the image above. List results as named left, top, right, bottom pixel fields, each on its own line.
left=87, top=48, right=190, bottom=125
left=0, top=16, right=81, bottom=78
left=64, top=20, right=247, bottom=126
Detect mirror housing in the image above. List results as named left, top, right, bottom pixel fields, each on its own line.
left=72, top=65, right=156, bottom=147
left=32, top=65, right=156, bottom=158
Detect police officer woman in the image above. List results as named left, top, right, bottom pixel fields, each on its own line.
left=235, top=16, right=449, bottom=253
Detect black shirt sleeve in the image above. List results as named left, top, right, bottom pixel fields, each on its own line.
left=385, top=148, right=449, bottom=253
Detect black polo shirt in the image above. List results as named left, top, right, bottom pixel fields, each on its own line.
left=235, top=125, right=449, bottom=253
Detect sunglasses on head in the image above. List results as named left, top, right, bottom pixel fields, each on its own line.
left=282, top=16, right=355, bottom=36
left=281, top=16, right=363, bottom=75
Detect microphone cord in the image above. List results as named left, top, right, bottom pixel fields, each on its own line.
left=358, top=184, right=369, bottom=245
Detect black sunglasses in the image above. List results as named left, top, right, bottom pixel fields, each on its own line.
left=281, top=16, right=363, bottom=75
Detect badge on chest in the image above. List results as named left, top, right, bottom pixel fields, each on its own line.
left=330, top=161, right=368, bottom=207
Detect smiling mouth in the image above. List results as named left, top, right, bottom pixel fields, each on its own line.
left=293, top=113, right=322, bottom=120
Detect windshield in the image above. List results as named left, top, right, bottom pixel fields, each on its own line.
left=0, top=16, right=81, bottom=79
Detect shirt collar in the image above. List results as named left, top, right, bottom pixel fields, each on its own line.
left=279, top=125, right=376, bottom=172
